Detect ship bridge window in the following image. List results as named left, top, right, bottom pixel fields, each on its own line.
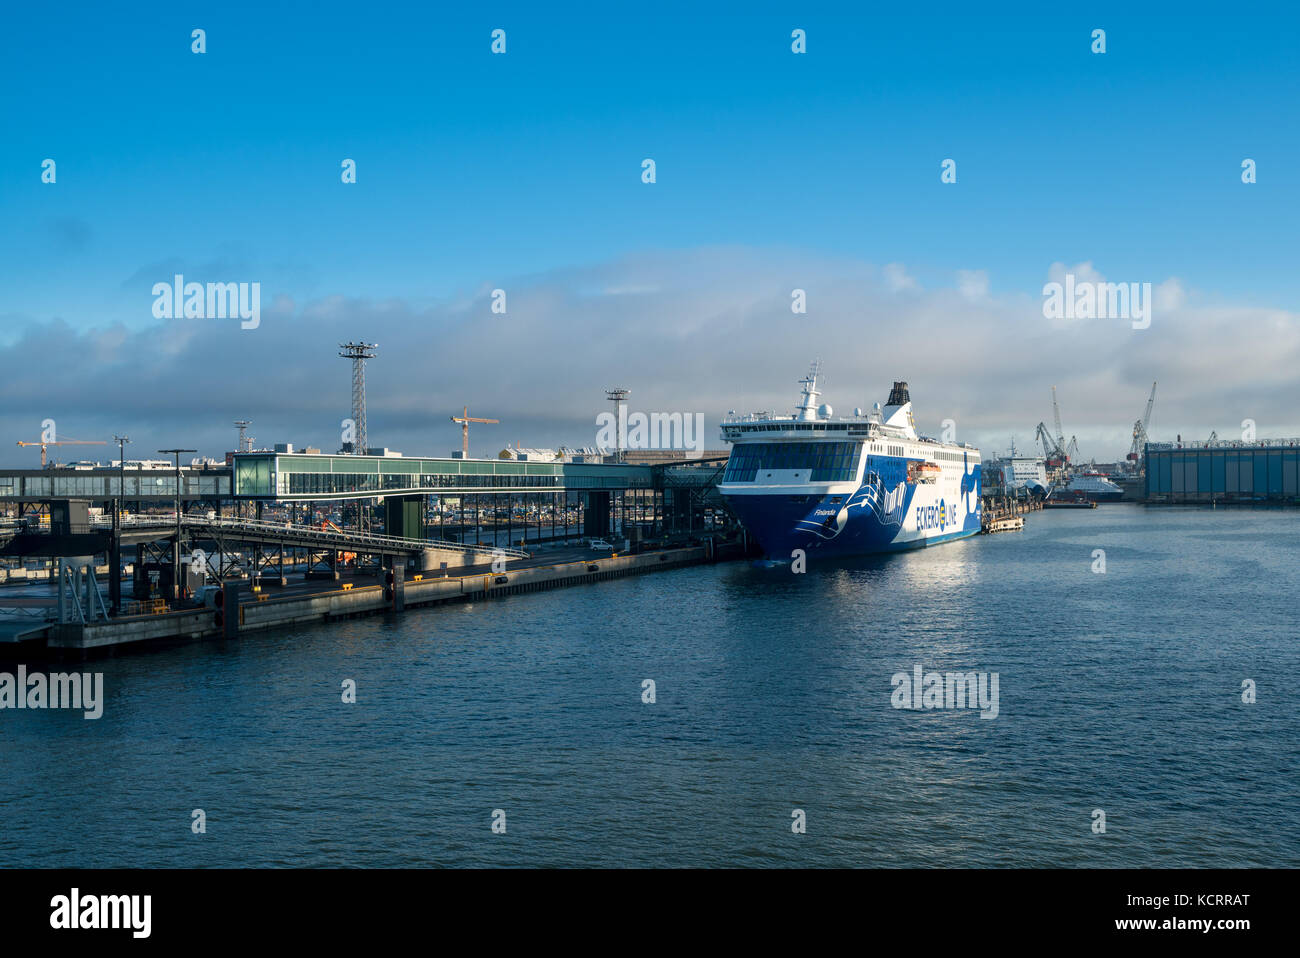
left=723, top=442, right=861, bottom=483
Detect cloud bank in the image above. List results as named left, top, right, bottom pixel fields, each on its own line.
left=2, top=247, right=1296, bottom=464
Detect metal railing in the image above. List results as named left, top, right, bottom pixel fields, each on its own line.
left=1147, top=438, right=1300, bottom=451
left=87, top=514, right=529, bottom=558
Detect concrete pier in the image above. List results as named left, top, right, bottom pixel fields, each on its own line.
left=980, top=494, right=1041, bottom=532
left=13, top=544, right=714, bottom=654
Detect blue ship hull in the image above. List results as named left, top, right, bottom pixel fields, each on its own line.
left=723, top=458, right=982, bottom=560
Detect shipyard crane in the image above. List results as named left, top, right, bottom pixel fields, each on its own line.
left=16, top=437, right=106, bottom=467
left=450, top=407, right=499, bottom=458
left=1035, top=422, right=1067, bottom=467
left=1051, top=386, right=1068, bottom=457
left=1126, top=381, right=1157, bottom=471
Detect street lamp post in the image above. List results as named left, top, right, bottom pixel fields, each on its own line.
left=159, top=448, right=196, bottom=601
left=112, top=435, right=130, bottom=614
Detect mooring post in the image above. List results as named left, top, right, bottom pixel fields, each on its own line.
left=221, top=581, right=241, bottom=639
left=56, top=557, right=66, bottom=624
left=386, top=561, right=405, bottom=612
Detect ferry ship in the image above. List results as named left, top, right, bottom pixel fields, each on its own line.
left=988, top=441, right=1049, bottom=496
left=719, top=367, right=982, bottom=560
left=1059, top=472, right=1124, bottom=503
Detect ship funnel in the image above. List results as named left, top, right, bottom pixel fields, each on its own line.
left=881, top=381, right=917, bottom=439
left=886, top=381, right=910, bottom=406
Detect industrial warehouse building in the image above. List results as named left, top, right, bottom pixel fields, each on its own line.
left=1145, top=440, right=1300, bottom=503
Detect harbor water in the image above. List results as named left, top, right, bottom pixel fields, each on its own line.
left=2, top=504, right=1297, bottom=867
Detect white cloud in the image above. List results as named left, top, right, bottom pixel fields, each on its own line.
left=1046, top=260, right=1106, bottom=287
left=1154, top=278, right=1185, bottom=312
left=956, top=269, right=989, bottom=300
left=882, top=263, right=918, bottom=292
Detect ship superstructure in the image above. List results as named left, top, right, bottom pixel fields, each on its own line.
left=989, top=440, right=1049, bottom=495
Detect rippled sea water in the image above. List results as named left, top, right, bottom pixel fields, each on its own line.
left=3, top=504, right=1297, bottom=867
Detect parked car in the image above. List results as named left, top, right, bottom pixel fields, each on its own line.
left=587, top=538, right=614, bottom=552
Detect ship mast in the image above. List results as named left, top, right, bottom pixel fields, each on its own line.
left=795, top=361, right=822, bottom=421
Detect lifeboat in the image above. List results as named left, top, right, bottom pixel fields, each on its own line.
left=908, top=461, right=943, bottom=484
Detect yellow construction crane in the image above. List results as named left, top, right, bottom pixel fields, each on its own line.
left=16, top=437, right=107, bottom=467
left=449, top=407, right=499, bottom=458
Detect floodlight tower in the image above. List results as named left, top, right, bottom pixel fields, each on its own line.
left=605, top=388, right=630, bottom=463
left=339, top=342, right=378, bottom=455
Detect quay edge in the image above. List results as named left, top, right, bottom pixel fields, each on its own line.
left=6, top=544, right=730, bottom=657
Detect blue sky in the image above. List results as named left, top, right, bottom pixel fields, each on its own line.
left=1, top=3, right=1297, bottom=459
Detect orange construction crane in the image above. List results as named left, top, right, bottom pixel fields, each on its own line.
left=449, top=407, right=499, bottom=459
left=16, top=437, right=107, bottom=467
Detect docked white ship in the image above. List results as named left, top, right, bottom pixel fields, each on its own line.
left=989, top=442, right=1049, bottom=496
left=718, top=367, right=982, bottom=560
left=1059, top=472, right=1124, bottom=502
